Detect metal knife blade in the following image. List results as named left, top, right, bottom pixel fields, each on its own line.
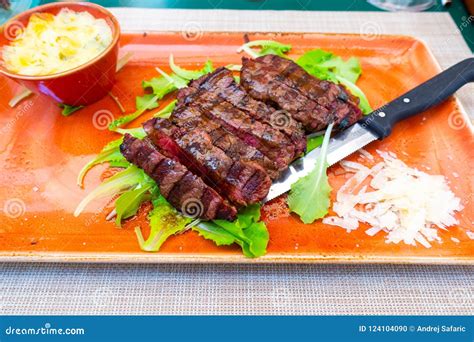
left=264, top=57, right=474, bottom=203
left=264, top=123, right=377, bottom=202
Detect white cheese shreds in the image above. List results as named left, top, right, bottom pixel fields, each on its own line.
left=466, top=231, right=474, bottom=240
left=327, top=150, right=463, bottom=248
left=358, top=148, right=374, bottom=160
left=322, top=216, right=359, bottom=232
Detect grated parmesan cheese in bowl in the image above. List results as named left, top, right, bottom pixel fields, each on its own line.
left=323, top=150, right=463, bottom=248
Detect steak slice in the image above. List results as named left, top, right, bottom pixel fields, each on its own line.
left=255, top=54, right=362, bottom=129
left=240, top=55, right=363, bottom=131
left=143, top=118, right=272, bottom=206
left=120, top=134, right=237, bottom=221
left=174, top=88, right=296, bottom=169
left=171, top=106, right=280, bottom=179
left=179, top=67, right=306, bottom=155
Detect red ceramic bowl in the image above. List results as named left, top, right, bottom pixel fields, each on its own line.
left=0, top=2, right=120, bottom=106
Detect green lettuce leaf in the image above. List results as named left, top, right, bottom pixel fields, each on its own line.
left=334, top=75, right=372, bottom=115
left=194, top=204, right=269, bottom=258
left=114, top=184, right=153, bottom=227
left=76, top=128, right=146, bottom=187
left=110, top=58, right=213, bottom=130
left=306, top=135, right=324, bottom=154
left=155, top=67, right=188, bottom=89
left=135, top=195, right=192, bottom=252
left=108, top=94, right=159, bottom=131
left=169, top=54, right=213, bottom=80
left=136, top=94, right=159, bottom=111
left=225, top=64, right=242, bottom=71
left=297, top=49, right=360, bottom=83
left=74, top=165, right=148, bottom=217
left=76, top=138, right=125, bottom=187
left=108, top=160, right=132, bottom=168
left=59, top=103, right=84, bottom=116
left=113, top=127, right=147, bottom=138
left=296, top=49, right=372, bottom=114
left=153, top=100, right=177, bottom=119
left=238, top=40, right=291, bottom=58
left=142, top=76, right=176, bottom=98
left=287, top=123, right=334, bottom=224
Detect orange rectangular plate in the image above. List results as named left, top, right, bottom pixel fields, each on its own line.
left=0, top=32, right=473, bottom=264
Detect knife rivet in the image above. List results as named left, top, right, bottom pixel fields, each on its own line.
left=378, top=111, right=386, bottom=117
left=403, top=98, right=410, bottom=103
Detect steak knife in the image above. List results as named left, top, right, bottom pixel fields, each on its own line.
left=265, top=57, right=474, bottom=202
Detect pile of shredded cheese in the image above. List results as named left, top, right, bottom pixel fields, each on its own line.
left=2, top=8, right=112, bottom=76
left=323, top=150, right=463, bottom=248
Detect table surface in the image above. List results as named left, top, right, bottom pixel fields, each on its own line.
left=1, top=8, right=473, bottom=315
left=35, top=0, right=474, bottom=52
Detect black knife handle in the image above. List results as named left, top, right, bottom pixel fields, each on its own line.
left=360, top=57, right=474, bottom=139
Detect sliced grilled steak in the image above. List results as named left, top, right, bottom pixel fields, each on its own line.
left=174, top=88, right=296, bottom=170
left=171, top=106, right=280, bottom=179
left=120, top=134, right=237, bottom=221
left=240, top=55, right=363, bottom=131
left=179, top=67, right=306, bottom=155
left=256, top=54, right=362, bottom=129
left=143, top=118, right=272, bottom=206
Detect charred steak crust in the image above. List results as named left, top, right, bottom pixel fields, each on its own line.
left=143, top=118, right=272, bottom=206
left=120, top=134, right=237, bottom=221
left=259, top=54, right=362, bottom=129
left=118, top=54, right=363, bottom=221
left=179, top=67, right=306, bottom=155
left=174, top=85, right=296, bottom=170
left=171, top=106, right=280, bottom=179
left=240, top=55, right=363, bottom=131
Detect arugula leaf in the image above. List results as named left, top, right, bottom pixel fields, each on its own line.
left=225, top=64, right=242, bottom=71
left=114, top=127, right=147, bottom=138
left=194, top=204, right=269, bottom=258
left=296, top=49, right=372, bottom=114
left=76, top=138, right=125, bottom=187
left=287, top=122, right=334, bottom=224
left=108, top=94, right=159, bottom=131
left=169, top=54, right=213, bottom=80
left=155, top=67, right=188, bottom=89
left=77, top=126, right=147, bottom=187
left=110, top=58, right=211, bottom=131
left=9, top=87, right=33, bottom=107
left=142, top=76, right=176, bottom=98
left=59, top=103, right=84, bottom=116
left=334, top=75, right=372, bottom=115
left=323, top=56, right=361, bottom=84
left=297, top=50, right=359, bottom=83
left=153, top=100, right=177, bottom=119
left=74, top=165, right=148, bottom=217
left=306, top=135, right=324, bottom=154
left=136, top=94, right=159, bottom=111
left=135, top=195, right=192, bottom=252
left=192, top=222, right=236, bottom=246
left=115, top=184, right=152, bottom=227
left=109, top=160, right=131, bottom=168
left=238, top=40, right=291, bottom=58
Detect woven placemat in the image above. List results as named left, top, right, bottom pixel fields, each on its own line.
left=0, top=9, right=473, bottom=315
left=0, top=263, right=473, bottom=315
